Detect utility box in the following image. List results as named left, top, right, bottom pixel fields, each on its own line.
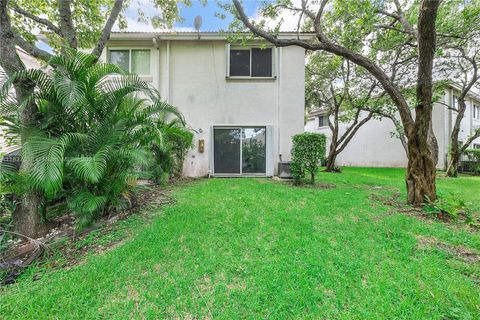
left=278, top=161, right=293, bottom=179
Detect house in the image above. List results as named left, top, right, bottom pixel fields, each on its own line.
left=102, top=31, right=312, bottom=177
left=0, top=47, right=43, bottom=155
left=305, top=86, right=480, bottom=170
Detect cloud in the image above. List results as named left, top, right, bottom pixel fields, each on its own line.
left=251, top=0, right=305, bottom=32
left=113, top=0, right=195, bottom=32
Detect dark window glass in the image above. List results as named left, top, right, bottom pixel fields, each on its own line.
left=474, top=105, right=479, bottom=119
left=242, top=128, right=266, bottom=174
left=251, top=48, right=272, bottom=77
left=318, top=115, right=327, bottom=127
left=214, top=129, right=241, bottom=174
left=230, top=50, right=250, bottom=76
left=109, top=50, right=129, bottom=71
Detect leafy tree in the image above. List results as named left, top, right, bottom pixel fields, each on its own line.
left=306, top=53, right=395, bottom=172
left=291, top=132, right=326, bottom=184
left=232, top=0, right=445, bottom=205
left=435, top=2, right=480, bottom=177
left=0, top=51, right=186, bottom=232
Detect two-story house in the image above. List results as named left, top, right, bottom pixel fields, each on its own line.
left=305, top=85, right=480, bottom=170
left=103, top=32, right=312, bottom=177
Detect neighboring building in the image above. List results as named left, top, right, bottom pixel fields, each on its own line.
left=102, top=32, right=312, bottom=177
left=305, top=86, right=480, bottom=170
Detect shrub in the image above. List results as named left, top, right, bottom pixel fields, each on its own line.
left=150, top=118, right=194, bottom=184
left=463, top=149, right=480, bottom=175
left=0, top=51, right=187, bottom=229
left=291, top=132, right=326, bottom=184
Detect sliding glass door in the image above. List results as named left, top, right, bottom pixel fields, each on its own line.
left=213, top=127, right=266, bottom=175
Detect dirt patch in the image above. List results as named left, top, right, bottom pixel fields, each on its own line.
left=416, top=235, right=480, bottom=263
left=1, top=183, right=180, bottom=285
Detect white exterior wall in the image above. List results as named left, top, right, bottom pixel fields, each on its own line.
left=104, top=38, right=306, bottom=177
left=305, top=90, right=480, bottom=170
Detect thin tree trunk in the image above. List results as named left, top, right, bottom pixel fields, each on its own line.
left=447, top=100, right=467, bottom=177
left=326, top=140, right=338, bottom=172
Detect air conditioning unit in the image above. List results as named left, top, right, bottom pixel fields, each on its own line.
left=278, top=161, right=293, bottom=179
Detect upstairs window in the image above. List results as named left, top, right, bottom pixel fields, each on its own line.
left=108, top=49, right=151, bottom=75
left=473, top=103, right=480, bottom=120
left=474, top=144, right=480, bottom=149
left=452, top=95, right=459, bottom=110
left=228, top=46, right=274, bottom=78
left=318, top=115, right=327, bottom=127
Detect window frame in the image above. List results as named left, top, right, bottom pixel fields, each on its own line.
left=473, top=103, right=480, bottom=120
left=452, top=94, right=459, bottom=110
left=226, top=44, right=276, bottom=79
left=107, top=48, right=152, bottom=76
left=318, top=115, right=328, bottom=128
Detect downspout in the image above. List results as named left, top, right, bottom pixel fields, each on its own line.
left=277, top=47, right=282, bottom=165
left=166, top=40, right=170, bottom=103
left=152, top=37, right=160, bottom=91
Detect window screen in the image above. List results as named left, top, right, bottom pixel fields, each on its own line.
left=131, top=50, right=150, bottom=75
left=230, top=50, right=250, bottom=76
left=251, top=48, right=272, bottom=77
left=109, top=50, right=129, bottom=71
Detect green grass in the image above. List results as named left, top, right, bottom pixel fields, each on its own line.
left=1, top=168, right=479, bottom=319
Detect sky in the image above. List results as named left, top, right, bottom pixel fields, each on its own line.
left=121, top=0, right=266, bottom=32
left=36, top=0, right=301, bottom=52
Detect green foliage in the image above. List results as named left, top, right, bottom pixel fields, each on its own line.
left=463, top=149, right=480, bottom=174
left=149, top=118, right=193, bottom=185
left=9, top=0, right=189, bottom=51
left=291, top=132, right=326, bottom=184
left=0, top=51, right=186, bottom=228
left=423, top=191, right=476, bottom=223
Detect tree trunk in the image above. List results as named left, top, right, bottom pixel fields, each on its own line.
left=12, top=191, right=48, bottom=238
left=446, top=100, right=466, bottom=177
left=325, top=140, right=338, bottom=172
left=406, top=134, right=437, bottom=205
left=405, top=0, right=440, bottom=205
left=428, top=122, right=438, bottom=166
left=1, top=0, right=46, bottom=237
left=325, top=153, right=337, bottom=172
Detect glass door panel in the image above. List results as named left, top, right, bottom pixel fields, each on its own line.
left=214, top=128, right=241, bottom=174
left=242, top=128, right=266, bottom=174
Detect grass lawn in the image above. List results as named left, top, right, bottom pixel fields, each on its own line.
left=1, top=168, right=479, bottom=319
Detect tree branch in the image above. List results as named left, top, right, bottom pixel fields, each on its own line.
left=232, top=0, right=414, bottom=137
left=11, top=4, right=61, bottom=35
left=58, top=0, right=77, bottom=48
left=91, top=0, right=125, bottom=58
left=14, top=34, right=52, bottom=62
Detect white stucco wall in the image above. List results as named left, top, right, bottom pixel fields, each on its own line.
left=306, top=90, right=480, bottom=170
left=104, top=37, right=306, bottom=177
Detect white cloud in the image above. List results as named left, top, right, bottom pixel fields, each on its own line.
left=113, top=0, right=194, bottom=32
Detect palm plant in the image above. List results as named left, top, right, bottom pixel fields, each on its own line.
left=0, top=51, right=186, bottom=228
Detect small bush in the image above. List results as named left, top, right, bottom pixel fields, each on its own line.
left=463, top=149, right=480, bottom=175
left=291, top=132, right=326, bottom=184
